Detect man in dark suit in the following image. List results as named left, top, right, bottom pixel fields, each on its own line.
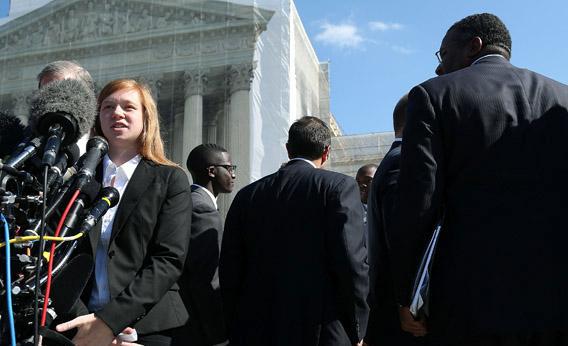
left=366, top=95, right=426, bottom=346
left=355, top=163, right=377, bottom=230
left=391, top=13, right=568, bottom=346
left=176, top=144, right=236, bottom=346
left=219, top=116, right=369, bottom=346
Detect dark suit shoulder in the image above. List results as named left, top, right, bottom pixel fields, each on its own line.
left=191, top=189, right=217, bottom=213
left=379, top=145, right=401, bottom=170
left=287, top=160, right=356, bottom=188
left=142, top=160, right=190, bottom=191
left=312, top=167, right=359, bottom=195
left=237, top=163, right=354, bottom=202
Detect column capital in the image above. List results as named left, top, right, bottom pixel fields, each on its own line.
left=226, top=63, right=255, bottom=94
left=12, top=91, right=31, bottom=124
left=184, top=70, right=208, bottom=97
left=139, top=73, right=164, bottom=100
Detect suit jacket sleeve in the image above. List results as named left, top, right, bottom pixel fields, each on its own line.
left=391, top=85, right=444, bottom=306
left=366, top=156, right=399, bottom=302
left=365, top=155, right=399, bottom=343
left=218, top=190, right=245, bottom=340
left=95, top=168, right=192, bottom=335
left=187, top=198, right=226, bottom=343
left=325, top=177, right=370, bottom=344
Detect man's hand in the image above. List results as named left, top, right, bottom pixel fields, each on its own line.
left=56, top=313, right=114, bottom=346
left=399, top=306, right=427, bottom=337
left=354, top=340, right=364, bottom=346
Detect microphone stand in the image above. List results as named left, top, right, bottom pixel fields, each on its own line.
left=32, top=166, right=49, bottom=346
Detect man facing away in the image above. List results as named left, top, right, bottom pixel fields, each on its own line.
left=391, top=13, right=568, bottom=346
left=220, top=116, right=369, bottom=346
left=365, top=94, right=426, bottom=346
left=176, top=144, right=236, bottom=346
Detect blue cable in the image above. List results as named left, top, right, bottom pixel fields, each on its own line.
left=1, top=213, right=16, bottom=346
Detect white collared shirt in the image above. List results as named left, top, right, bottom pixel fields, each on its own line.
left=192, top=184, right=218, bottom=210
left=289, top=157, right=317, bottom=168
left=88, top=154, right=141, bottom=312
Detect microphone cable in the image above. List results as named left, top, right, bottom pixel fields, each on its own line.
left=1, top=212, right=17, bottom=346
left=32, top=165, right=49, bottom=346
left=40, top=188, right=81, bottom=326
left=0, top=232, right=84, bottom=248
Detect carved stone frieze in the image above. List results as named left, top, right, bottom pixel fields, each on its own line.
left=176, top=42, right=200, bottom=57
left=0, top=0, right=256, bottom=55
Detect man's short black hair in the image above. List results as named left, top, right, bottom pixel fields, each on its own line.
left=287, top=116, right=331, bottom=160
left=393, top=94, right=408, bottom=137
left=449, top=13, right=512, bottom=59
left=356, top=164, right=378, bottom=178
left=187, top=143, right=228, bottom=176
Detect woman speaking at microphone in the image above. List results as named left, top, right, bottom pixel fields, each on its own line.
left=57, top=79, right=191, bottom=346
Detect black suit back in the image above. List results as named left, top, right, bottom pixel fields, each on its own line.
left=393, top=56, right=568, bottom=341
left=220, top=160, right=369, bottom=346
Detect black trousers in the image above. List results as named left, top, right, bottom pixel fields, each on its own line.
left=434, top=331, right=568, bottom=346
left=137, top=327, right=181, bottom=346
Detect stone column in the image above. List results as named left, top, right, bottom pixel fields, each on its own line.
left=177, top=71, right=207, bottom=166
left=204, top=116, right=217, bottom=144
left=225, top=63, right=253, bottom=193
left=173, top=110, right=185, bottom=167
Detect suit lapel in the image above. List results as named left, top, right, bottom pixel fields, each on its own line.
left=109, top=159, right=154, bottom=243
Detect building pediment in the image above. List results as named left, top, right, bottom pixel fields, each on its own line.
left=0, top=0, right=273, bottom=59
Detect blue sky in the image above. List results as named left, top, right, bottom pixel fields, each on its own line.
left=2, top=1, right=566, bottom=135
left=0, top=1, right=9, bottom=17
left=295, top=0, right=568, bottom=134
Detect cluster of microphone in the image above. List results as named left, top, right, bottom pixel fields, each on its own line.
left=0, top=79, right=120, bottom=344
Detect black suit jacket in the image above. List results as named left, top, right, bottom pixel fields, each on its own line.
left=219, top=159, right=369, bottom=346
left=177, top=185, right=226, bottom=345
left=366, top=141, right=401, bottom=342
left=366, top=142, right=425, bottom=346
left=72, top=158, right=192, bottom=335
left=391, top=55, right=568, bottom=340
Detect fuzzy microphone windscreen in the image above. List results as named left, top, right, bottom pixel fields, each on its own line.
left=28, top=79, right=97, bottom=146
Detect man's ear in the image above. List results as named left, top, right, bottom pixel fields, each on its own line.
left=468, top=36, right=483, bottom=58
left=321, top=145, right=331, bottom=165
left=207, top=166, right=216, bottom=179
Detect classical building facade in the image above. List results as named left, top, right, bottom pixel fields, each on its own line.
left=0, top=0, right=338, bottom=211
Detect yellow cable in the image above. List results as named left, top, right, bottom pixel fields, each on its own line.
left=0, top=232, right=84, bottom=248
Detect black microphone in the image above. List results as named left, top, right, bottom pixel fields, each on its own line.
left=28, top=79, right=97, bottom=167
left=45, top=143, right=80, bottom=190
left=78, top=187, right=120, bottom=235
left=2, top=136, right=43, bottom=169
left=73, top=136, right=109, bottom=190
left=60, top=180, right=101, bottom=237
left=0, top=111, right=26, bottom=159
